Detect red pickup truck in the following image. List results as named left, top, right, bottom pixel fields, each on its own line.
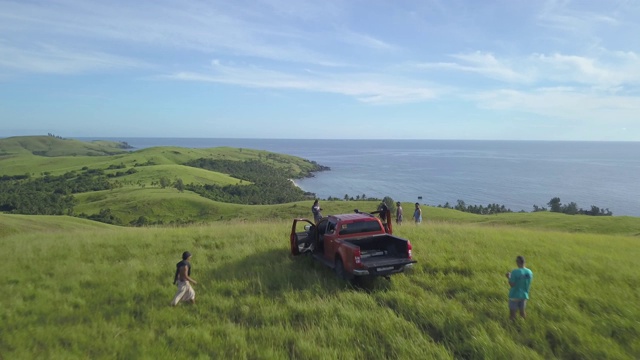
left=289, top=209, right=416, bottom=281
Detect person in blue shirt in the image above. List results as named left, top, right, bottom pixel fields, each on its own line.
left=506, top=255, right=533, bottom=321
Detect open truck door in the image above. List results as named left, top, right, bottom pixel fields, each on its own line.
left=290, top=218, right=316, bottom=255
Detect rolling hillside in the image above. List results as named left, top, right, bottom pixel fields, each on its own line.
left=1, top=136, right=639, bottom=358
left=0, top=213, right=638, bottom=359
left=0, top=136, right=325, bottom=224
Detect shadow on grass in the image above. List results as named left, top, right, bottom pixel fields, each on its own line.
left=207, top=249, right=391, bottom=297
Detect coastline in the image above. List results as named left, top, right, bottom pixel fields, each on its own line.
left=77, top=138, right=640, bottom=216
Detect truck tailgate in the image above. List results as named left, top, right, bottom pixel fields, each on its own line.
left=345, top=234, right=416, bottom=276
left=361, top=256, right=415, bottom=276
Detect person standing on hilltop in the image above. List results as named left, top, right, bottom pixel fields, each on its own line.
left=506, top=255, right=533, bottom=321
left=311, top=199, right=323, bottom=223
left=396, top=202, right=403, bottom=225
left=413, top=202, right=422, bottom=224
left=171, top=251, right=197, bottom=306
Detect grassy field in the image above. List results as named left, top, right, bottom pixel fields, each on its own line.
left=2, top=136, right=639, bottom=358
left=1, top=213, right=638, bottom=359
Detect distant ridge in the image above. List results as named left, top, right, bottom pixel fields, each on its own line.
left=0, top=135, right=130, bottom=157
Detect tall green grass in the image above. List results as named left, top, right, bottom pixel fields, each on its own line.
left=1, top=215, right=638, bottom=359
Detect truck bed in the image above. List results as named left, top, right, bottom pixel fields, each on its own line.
left=344, top=234, right=415, bottom=275
left=345, top=234, right=410, bottom=258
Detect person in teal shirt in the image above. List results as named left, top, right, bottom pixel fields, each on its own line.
left=506, top=255, right=533, bottom=321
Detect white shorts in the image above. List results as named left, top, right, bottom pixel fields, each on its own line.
left=171, top=280, right=195, bottom=305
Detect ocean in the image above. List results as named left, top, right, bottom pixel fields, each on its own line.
left=81, top=138, right=640, bottom=217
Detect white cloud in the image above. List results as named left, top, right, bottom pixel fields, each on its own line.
left=537, top=0, right=619, bottom=34
left=165, top=62, right=438, bottom=104
left=532, top=51, right=640, bottom=89
left=0, top=0, right=347, bottom=68
left=414, top=49, right=640, bottom=91
left=473, top=87, right=640, bottom=124
left=253, top=0, right=345, bottom=21
left=338, top=30, right=397, bottom=51
left=0, top=43, right=147, bottom=74
left=1, top=0, right=639, bottom=140
left=418, top=52, right=533, bottom=83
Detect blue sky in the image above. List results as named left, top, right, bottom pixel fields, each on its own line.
left=1, top=0, right=639, bottom=140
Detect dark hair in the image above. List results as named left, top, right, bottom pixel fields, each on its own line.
left=182, top=251, right=192, bottom=260
left=516, top=255, right=525, bottom=264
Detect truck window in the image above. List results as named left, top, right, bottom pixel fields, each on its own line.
left=327, top=220, right=337, bottom=234
left=339, top=220, right=382, bottom=235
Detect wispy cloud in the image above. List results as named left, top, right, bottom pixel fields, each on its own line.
left=338, top=30, right=397, bottom=51
left=1, top=0, right=639, bottom=140
left=416, top=51, right=533, bottom=83
left=533, top=51, right=640, bottom=89
left=165, top=61, right=438, bottom=104
left=0, top=43, right=148, bottom=74
left=473, top=87, right=640, bottom=124
left=537, top=0, right=619, bottom=34
left=0, top=0, right=348, bottom=69
left=414, top=49, right=640, bottom=90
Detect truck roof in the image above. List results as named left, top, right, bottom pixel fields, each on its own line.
left=330, top=213, right=378, bottom=222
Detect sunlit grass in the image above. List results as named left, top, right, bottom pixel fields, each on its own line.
left=1, top=215, right=638, bottom=359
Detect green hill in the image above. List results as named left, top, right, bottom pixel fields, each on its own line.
left=0, top=136, right=325, bottom=223
left=1, top=136, right=639, bottom=358
left=0, top=135, right=130, bottom=157
left=0, top=214, right=638, bottom=359
left=0, top=137, right=320, bottom=179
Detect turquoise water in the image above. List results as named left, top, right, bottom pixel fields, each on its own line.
left=82, top=138, right=640, bottom=216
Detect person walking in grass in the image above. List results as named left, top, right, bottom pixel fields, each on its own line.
left=171, top=251, right=197, bottom=306
left=413, top=202, right=422, bottom=224
left=396, top=202, right=403, bottom=225
left=506, top=255, right=533, bottom=321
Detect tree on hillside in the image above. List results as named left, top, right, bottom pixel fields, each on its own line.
left=86, top=208, right=122, bottom=225
left=159, top=177, right=171, bottom=189
left=174, top=178, right=185, bottom=192
left=532, top=204, right=546, bottom=212
left=562, top=202, right=578, bottom=215
left=130, top=216, right=150, bottom=227
left=548, top=197, right=562, bottom=212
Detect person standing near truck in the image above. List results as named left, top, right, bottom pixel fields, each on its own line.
left=311, top=199, right=323, bottom=223
left=413, top=203, right=422, bottom=224
left=378, top=202, right=389, bottom=221
left=171, top=251, right=197, bottom=306
left=396, top=202, right=403, bottom=225
left=506, top=255, right=533, bottom=321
